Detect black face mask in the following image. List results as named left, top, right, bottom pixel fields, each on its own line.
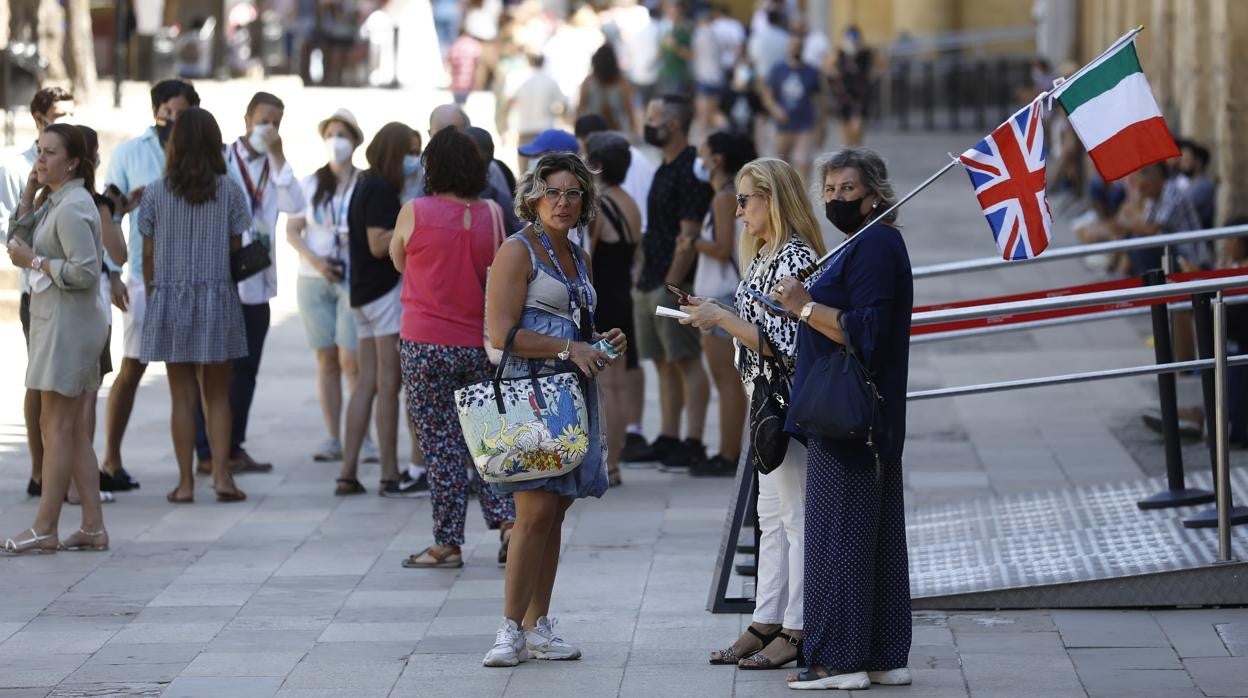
left=155, top=119, right=173, bottom=146
left=643, top=125, right=670, bottom=148
left=825, top=197, right=870, bottom=235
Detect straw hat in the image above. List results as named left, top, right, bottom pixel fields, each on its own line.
left=318, top=108, right=364, bottom=145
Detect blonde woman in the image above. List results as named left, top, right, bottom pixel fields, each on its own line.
left=678, top=157, right=826, bottom=670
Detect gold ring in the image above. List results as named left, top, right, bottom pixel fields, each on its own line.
left=773, top=284, right=784, bottom=294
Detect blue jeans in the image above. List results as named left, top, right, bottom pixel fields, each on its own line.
left=196, top=302, right=270, bottom=459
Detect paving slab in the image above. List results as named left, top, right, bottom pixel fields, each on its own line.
left=1182, top=657, right=1248, bottom=697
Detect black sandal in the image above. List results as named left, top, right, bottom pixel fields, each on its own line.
left=334, top=478, right=366, bottom=496
left=709, top=625, right=780, bottom=665
left=738, top=631, right=804, bottom=670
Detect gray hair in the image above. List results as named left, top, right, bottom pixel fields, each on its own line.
left=514, top=152, right=599, bottom=228
left=814, top=147, right=899, bottom=225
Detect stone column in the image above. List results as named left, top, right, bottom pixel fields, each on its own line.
left=1212, top=0, right=1248, bottom=224
left=890, top=0, right=956, bottom=37
left=1035, top=0, right=1079, bottom=66
left=1175, top=0, right=1215, bottom=140
left=1147, top=0, right=1176, bottom=117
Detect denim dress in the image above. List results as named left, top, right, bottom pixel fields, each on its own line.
left=494, top=232, right=608, bottom=499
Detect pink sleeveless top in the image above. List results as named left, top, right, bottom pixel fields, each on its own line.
left=399, top=196, right=500, bottom=346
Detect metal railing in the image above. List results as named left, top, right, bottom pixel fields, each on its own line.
left=909, top=274, right=1248, bottom=560
left=913, top=224, right=1248, bottom=279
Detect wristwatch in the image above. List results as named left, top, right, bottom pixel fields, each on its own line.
left=800, top=301, right=817, bottom=323
left=557, top=338, right=572, bottom=362
left=29, top=255, right=44, bottom=271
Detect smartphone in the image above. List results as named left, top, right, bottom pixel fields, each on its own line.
left=665, top=283, right=691, bottom=305
left=743, top=286, right=790, bottom=315
left=591, top=337, right=621, bottom=359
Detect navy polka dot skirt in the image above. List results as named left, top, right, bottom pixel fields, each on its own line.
left=802, top=439, right=912, bottom=672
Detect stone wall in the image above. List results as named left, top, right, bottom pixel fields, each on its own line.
left=1080, top=0, right=1247, bottom=223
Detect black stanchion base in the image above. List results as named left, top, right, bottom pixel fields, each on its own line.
left=1137, top=488, right=1216, bottom=510
left=1182, top=505, right=1248, bottom=529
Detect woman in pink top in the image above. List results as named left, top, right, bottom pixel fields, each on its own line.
left=389, top=127, right=515, bottom=569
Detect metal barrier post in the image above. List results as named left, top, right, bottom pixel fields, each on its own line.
left=1213, top=294, right=1236, bottom=560
left=923, top=61, right=935, bottom=130
left=1185, top=292, right=1248, bottom=529
left=974, top=59, right=987, bottom=131
left=948, top=56, right=960, bottom=130
left=1139, top=272, right=1215, bottom=509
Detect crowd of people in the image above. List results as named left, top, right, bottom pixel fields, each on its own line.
left=0, top=1, right=921, bottom=690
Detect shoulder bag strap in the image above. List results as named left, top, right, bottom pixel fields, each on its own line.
left=485, top=199, right=505, bottom=251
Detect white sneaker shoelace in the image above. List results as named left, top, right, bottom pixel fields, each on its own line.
left=527, top=617, right=581, bottom=660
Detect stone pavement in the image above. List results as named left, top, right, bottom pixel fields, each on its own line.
left=0, top=80, right=1246, bottom=696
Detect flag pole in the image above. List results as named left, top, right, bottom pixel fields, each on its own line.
left=1048, top=25, right=1144, bottom=102
left=797, top=159, right=960, bottom=280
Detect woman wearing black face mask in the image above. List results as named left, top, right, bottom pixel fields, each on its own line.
left=769, top=147, right=914, bottom=691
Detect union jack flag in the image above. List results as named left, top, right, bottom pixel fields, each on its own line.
left=959, top=100, right=1052, bottom=260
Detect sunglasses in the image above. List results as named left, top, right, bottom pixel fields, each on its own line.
left=736, top=192, right=763, bottom=209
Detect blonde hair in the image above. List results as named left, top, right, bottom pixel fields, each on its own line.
left=735, top=158, right=828, bottom=273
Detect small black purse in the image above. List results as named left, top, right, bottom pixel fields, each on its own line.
left=231, top=240, right=271, bottom=281
left=789, top=325, right=885, bottom=461
left=748, top=324, right=792, bottom=475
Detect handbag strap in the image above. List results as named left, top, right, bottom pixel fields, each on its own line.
left=490, top=326, right=550, bottom=413
left=754, top=324, right=790, bottom=382
left=486, top=199, right=505, bottom=251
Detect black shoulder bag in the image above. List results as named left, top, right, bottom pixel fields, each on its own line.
left=788, top=324, right=885, bottom=467
left=748, top=324, right=792, bottom=475
left=231, top=241, right=271, bottom=281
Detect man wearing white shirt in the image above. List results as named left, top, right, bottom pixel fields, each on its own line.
left=101, top=79, right=200, bottom=493
left=1, top=86, right=74, bottom=497
left=196, top=92, right=305, bottom=474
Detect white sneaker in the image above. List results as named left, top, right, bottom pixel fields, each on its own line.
left=361, top=437, right=380, bottom=464
left=312, top=437, right=343, bottom=462
left=525, top=616, right=581, bottom=660
left=869, top=668, right=912, bottom=685
left=483, top=618, right=528, bottom=667
left=787, top=670, right=870, bottom=690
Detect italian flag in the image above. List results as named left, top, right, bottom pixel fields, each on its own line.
left=1053, top=34, right=1179, bottom=182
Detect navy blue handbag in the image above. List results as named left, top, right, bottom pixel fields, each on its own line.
left=789, top=326, right=884, bottom=460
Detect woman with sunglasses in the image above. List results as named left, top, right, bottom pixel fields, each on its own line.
left=480, top=152, right=626, bottom=667
left=678, top=157, right=826, bottom=670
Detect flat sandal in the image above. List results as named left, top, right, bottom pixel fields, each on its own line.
left=401, top=545, right=463, bottom=569
left=60, top=528, right=109, bottom=551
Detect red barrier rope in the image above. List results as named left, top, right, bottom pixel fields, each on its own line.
left=911, top=268, right=1248, bottom=336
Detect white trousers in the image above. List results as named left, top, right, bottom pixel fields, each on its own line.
left=751, top=438, right=807, bottom=629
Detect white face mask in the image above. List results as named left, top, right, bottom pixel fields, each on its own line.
left=324, top=136, right=353, bottom=164
left=248, top=123, right=276, bottom=153
left=692, top=157, right=712, bottom=183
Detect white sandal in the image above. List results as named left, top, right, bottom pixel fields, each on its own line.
left=3, top=528, right=58, bottom=555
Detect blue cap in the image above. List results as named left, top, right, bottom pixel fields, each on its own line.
left=517, top=129, right=579, bottom=157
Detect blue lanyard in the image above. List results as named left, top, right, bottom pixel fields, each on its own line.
left=534, top=224, right=594, bottom=329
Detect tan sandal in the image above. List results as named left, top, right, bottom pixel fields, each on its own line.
left=401, top=545, right=463, bottom=569
left=60, top=528, right=109, bottom=551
